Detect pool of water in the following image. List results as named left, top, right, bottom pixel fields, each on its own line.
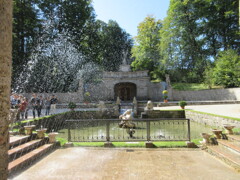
left=58, top=120, right=212, bottom=141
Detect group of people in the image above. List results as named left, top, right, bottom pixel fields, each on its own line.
left=10, top=93, right=58, bottom=120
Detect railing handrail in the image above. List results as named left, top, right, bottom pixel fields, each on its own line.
left=66, top=118, right=191, bottom=142
left=66, top=118, right=190, bottom=122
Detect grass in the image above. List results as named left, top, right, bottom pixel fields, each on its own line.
left=186, top=109, right=240, bottom=122
left=56, top=139, right=203, bottom=148
left=172, top=83, right=222, bottom=91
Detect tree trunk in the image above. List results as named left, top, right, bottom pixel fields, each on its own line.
left=0, top=0, right=13, bottom=179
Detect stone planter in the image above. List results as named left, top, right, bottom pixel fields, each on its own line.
left=36, top=128, right=47, bottom=139
left=24, top=125, right=36, bottom=135
left=48, top=132, right=58, bottom=143
left=212, top=129, right=222, bottom=139
left=201, top=133, right=211, bottom=144
left=223, top=124, right=235, bottom=135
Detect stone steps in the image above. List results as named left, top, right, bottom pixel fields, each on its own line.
left=9, top=135, right=31, bottom=148
left=218, top=139, right=240, bottom=153
left=8, top=135, right=60, bottom=176
left=8, top=139, right=45, bottom=161
left=228, top=135, right=240, bottom=142
left=8, top=144, right=55, bottom=174
left=205, top=136, right=240, bottom=172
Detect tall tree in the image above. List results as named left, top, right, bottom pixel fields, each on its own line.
left=0, top=0, right=12, bottom=179
left=37, top=0, right=96, bottom=52
left=160, top=0, right=207, bottom=82
left=131, top=16, right=163, bottom=79
left=12, top=0, right=41, bottom=89
left=200, top=0, right=239, bottom=55
left=100, top=20, right=133, bottom=71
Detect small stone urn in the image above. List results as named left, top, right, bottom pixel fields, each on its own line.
left=212, top=129, right=222, bottom=139
left=24, top=125, right=36, bottom=135
left=36, top=128, right=47, bottom=139
left=201, top=133, right=211, bottom=144
left=223, top=124, right=235, bottom=135
left=48, top=132, right=59, bottom=143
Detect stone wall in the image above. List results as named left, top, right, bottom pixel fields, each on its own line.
left=186, top=111, right=240, bottom=128
left=18, top=110, right=117, bottom=132
left=145, top=110, right=185, bottom=119
left=86, top=80, right=164, bottom=101
left=172, top=88, right=240, bottom=101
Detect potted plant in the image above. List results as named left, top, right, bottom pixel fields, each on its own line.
left=162, top=90, right=168, bottom=103
left=179, top=101, right=187, bottom=109
left=84, top=92, right=91, bottom=104
left=68, top=102, right=76, bottom=111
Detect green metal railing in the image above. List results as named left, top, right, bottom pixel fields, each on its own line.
left=66, top=118, right=191, bottom=142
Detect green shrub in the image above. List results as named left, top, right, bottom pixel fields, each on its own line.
left=68, top=102, right=76, bottom=109
left=179, top=101, right=187, bottom=107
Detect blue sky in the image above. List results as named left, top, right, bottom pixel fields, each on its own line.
left=92, top=0, right=170, bottom=37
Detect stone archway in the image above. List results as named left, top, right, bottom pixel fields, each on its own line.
left=114, top=82, right=136, bottom=101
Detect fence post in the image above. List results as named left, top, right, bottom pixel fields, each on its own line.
left=146, top=120, right=150, bottom=141
left=187, top=119, right=191, bottom=142
left=106, top=120, right=110, bottom=142
left=68, top=122, right=71, bottom=142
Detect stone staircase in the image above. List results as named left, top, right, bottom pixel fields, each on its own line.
left=8, top=134, right=60, bottom=175
left=205, top=135, right=240, bottom=172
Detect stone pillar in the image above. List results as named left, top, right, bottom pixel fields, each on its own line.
left=0, top=0, right=13, bottom=179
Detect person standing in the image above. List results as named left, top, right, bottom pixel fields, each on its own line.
left=25, top=98, right=29, bottom=119
left=19, top=97, right=28, bottom=120
left=36, top=95, right=44, bottom=117
left=50, top=95, right=58, bottom=114
left=45, top=96, right=51, bottom=116
left=30, top=93, right=38, bottom=119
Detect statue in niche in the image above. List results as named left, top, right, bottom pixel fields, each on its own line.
left=165, top=74, right=171, bottom=88
left=122, top=50, right=128, bottom=65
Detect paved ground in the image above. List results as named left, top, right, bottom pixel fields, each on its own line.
left=11, top=148, right=240, bottom=180
left=155, top=104, right=240, bottom=119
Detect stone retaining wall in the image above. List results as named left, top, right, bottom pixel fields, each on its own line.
left=19, top=110, right=117, bottom=132
left=145, top=110, right=185, bottom=119
left=186, top=111, right=240, bottom=128
left=172, top=88, right=240, bottom=101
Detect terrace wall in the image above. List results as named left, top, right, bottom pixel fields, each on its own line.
left=186, top=111, right=240, bottom=128
left=172, top=88, right=240, bottom=101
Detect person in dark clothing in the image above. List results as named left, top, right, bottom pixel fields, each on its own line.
left=50, top=95, right=58, bottom=114
left=45, top=96, right=51, bottom=116
left=25, top=98, right=29, bottom=119
left=37, top=95, right=44, bottom=117
left=30, top=93, right=38, bottom=119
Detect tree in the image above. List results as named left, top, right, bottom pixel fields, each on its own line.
left=17, top=20, right=87, bottom=93
left=99, top=20, right=133, bottom=71
left=160, top=0, right=239, bottom=83
left=0, top=0, right=12, bottom=179
left=160, top=0, right=208, bottom=82
left=37, top=0, right=96, bottom=52
left=202, top=0, right=239, bottom=54
left=131, top=16, right=163, bottom=79
left=212, top=49, right=240, bottom=88
left=12, top=0, right=41, bottom=89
